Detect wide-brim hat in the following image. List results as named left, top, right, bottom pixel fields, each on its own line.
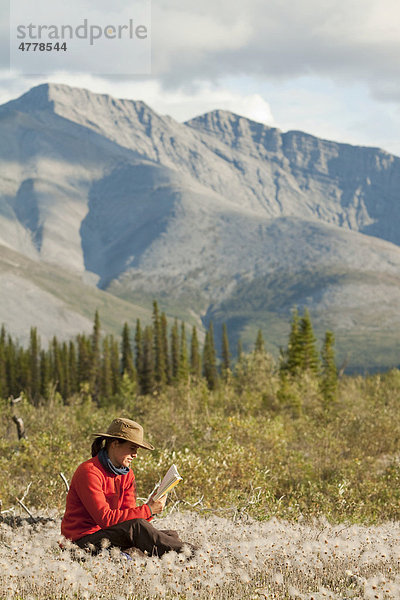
left=93, top=418, right=154, bottom=451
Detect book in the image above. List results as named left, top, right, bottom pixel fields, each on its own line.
left=149, top=464, right=183, bottom=501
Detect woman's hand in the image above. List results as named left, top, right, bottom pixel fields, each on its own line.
left=147, top=495, right=167, bottom=515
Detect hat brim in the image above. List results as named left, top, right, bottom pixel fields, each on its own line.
left=92, top=432, right=154, bottom=451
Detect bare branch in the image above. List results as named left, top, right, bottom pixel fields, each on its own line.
left=0, top=507, right=15, bottom=515
left=183, top=495, right=204, bottom=508
left=16, top=497, right=35, bottom=520
left=59, top=472, right=70, bottom=492
left=20, top=482, right=32, bottom=503
left=9, top=394, right=22, bottom=406
left=168, top=500, right=181, bottom=514
left=12, top=416, right=26, bottom=440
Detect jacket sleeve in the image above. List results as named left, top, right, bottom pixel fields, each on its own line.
left=120, top=472, right=153, bottom=522
left=74, top=467, right=152, bottom=529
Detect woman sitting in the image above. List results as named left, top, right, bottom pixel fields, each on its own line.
left=61, top=417, right=191, bottom=557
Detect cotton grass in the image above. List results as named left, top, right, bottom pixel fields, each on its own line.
left=1, top=511, right=400, bottom=599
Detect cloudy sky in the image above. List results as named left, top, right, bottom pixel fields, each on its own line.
left=2, top=0, right=400, bottom=155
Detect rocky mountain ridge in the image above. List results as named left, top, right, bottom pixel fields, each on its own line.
left=1, top=83, right=400, bottom=369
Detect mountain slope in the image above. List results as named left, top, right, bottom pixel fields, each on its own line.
left=0, top=244, right=152, bottom=345
left=1, top=83, right=400, bottom=369
left=186, top=110, right=400, bottom=245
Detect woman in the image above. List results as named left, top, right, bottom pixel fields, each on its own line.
left=61, top=417, right=190, bottom=557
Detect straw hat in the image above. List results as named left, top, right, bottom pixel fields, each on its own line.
left=93, top=418, right=154, bottom=451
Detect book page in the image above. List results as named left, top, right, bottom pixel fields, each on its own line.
left=152, top=464, right=182, bottom=501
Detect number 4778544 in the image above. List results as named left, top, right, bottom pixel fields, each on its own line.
left=18, top=42, right=67, bottom=51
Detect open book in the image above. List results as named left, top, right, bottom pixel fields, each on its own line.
left=148, top=464, right=183, bottom=502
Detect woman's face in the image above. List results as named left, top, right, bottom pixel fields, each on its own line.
left=108, top=440, right=139, bottom=468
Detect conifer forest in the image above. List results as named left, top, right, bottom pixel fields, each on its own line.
left=0, top=303, right=337, bottom=405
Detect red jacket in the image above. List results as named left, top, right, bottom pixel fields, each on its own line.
left=61, top=455, right=152, bottom=541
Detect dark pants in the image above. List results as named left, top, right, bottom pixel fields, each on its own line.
left=75, top=518, right=189, bottom=557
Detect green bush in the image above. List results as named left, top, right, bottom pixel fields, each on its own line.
left=2, top=368, right=400, bottom=523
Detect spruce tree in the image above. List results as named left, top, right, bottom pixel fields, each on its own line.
left=141, top=326, right=155, bottom=394
left=39, top=349, right=50, bottom=399
left=121, top=323, right=135, bottom=380
left=221, top=323, right=231, bottom=377
left=153, top=301, right=166, bottom=388
left=170, top=319, right=180, bottom=383
left=134, top=319, right=143, bottom=379
left=90, top=310, right=101, bottom=400
left=178, top=322, right=189, bottom=382
left=68, top=341, right=77, bottom=396
left=320, top=330, right=338, bottom=404
left=255, top=329, right=265, bottom=353
left=52, top=336, right=64, bottom=398
left=28, top=327, right=40, bottom=403
left=190, top=326, right=201, bottom=379
left=298, top=309, right=320, bottom=374
left=161, top=312, right=171, bottom=384
left=101, top=337, right=113, bottom=400
left=18, top=341, right=30, bottom=397
left=110, top=337, right=120, bottom=395
left=77, top=334, right=91, bottom=389
left=203, top=322, right=218, bottom=390
left=16, top=345, right=29, bottom=395
left=5, top=335, right=17, bottom=397
left=60, top=341, right=70, bottom=400
left=284, top=307, right=302, bottom=375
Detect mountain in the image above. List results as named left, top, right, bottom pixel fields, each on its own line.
left=1, top=82, right=400, bottom=370
left=0, top=243, right=153, bottom=345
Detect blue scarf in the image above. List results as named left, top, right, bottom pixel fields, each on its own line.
left=98, top=447, right=130, bottom=476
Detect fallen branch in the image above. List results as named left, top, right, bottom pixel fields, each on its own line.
left=0, top=507, right=15, bottom=515
left=16, top=497, right=35, bottom=520
left=0, top=495, right=15, bottom=516
left=15, top=482, right=36, bottom=520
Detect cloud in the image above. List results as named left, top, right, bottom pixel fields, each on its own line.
left=151, top=83, right=275, bottom=125
left=2, top=0, right=400, bottom=99
left=7, top=0, right=151, bottom=76
left=150, top=0, right=400, bottom=99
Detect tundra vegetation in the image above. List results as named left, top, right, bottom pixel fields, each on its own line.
left=1, top=304, right=400, bottom=599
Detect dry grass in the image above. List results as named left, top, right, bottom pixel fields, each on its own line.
left=1, top=510, right=400, bottom=600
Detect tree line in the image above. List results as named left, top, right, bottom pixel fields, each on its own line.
left=0, top=302, right=337, bottom=404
